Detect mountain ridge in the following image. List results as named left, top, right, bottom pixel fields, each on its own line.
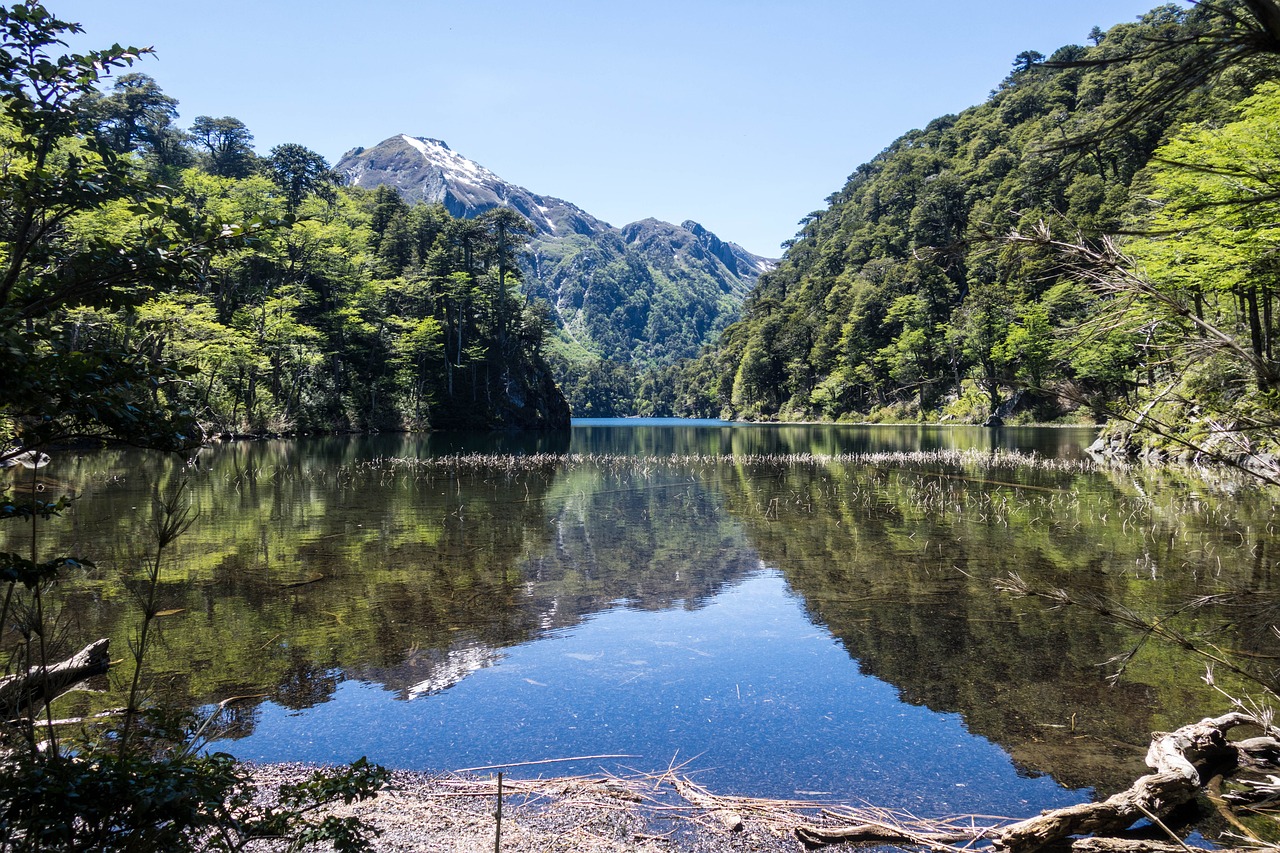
left=337, top=134, right=772, bottom=276
left=340, top=134, right=609, bottom=238
left=337, top=135, right=774, bottom=412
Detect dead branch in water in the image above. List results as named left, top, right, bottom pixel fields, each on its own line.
left=793, top=712, right=1280, bottom=852
left=1071, top=841, right=1260, bottom=853
left=0, top=638, right=110, bottom=719
left=993, top=712, right=1263, bottom=852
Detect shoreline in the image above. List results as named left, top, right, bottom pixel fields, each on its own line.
left=247, top=762, right=818, bottom=852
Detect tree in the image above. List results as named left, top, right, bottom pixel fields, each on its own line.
left=999, top=301, right=1054, bottom=391
left=731, top=313, right=787, bottom=416
left=0, top=3, right=208, bottom=459
left=1045, top=1, right=1280, bottom=156
left=409, top=202, right=449, bottom=260
left=368, top=183, right=408, bottom=237
left=1012, top=49, right=1046, bottom=74
left=89, top=72, right=181, bottom=158
left=1127, top=81, right=1280, bottom=393
left=0, top=6, right=392, bottom=851
left=190, top=115, right=256, bottom=178
left=267, top=142, right=338, bottom=213
left=377, top=208, right=415, bottom=274
left=950, top=284, right=1014, bottom=416
left=876, top=294, right=938, bottom=412
left=571, top=359, right=636, bottom=416
left=478, top=206, right=535, bottom=359
left=390, top=314, right=445, bottom=422
left=1006, top=80, right=1280, bottom=470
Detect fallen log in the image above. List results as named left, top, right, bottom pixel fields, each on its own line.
left=795, top=712, right=1278, bottom=851
left=795, top=821, right=978, bottom=847
left=668, top=775, right=745, bottom=832
left=995, top=712, right=1261, bottom=853
left=0, top=638, right=110, bottom=719
left=1072, top=839, right=1260, bottom=853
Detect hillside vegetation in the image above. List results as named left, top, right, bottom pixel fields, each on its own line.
left=667, top=2, right=1280, bottom=467
left=8, top=113, right=570, bottom=433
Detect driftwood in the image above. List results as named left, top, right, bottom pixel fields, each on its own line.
left=797, top=712, right=1279, bottom=851
left=0, top=638, right=110, bottom=719
left=669, top=775, right=745, bottom=832
left=1072, top=840, right=1261, bottom=853
left=995, top=712, right=1265, bottom=852
left=795, top=821, right=977, bottom=847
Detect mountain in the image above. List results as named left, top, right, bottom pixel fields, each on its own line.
left=339, top=134, right=608, bottom=238
left=337, top=136, right=774, bottom=409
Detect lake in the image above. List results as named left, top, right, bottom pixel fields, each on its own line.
left=8, top=420, right=1278, bottom=822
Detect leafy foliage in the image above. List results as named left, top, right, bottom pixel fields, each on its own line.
left=141, top=176, right=567, bottom=431
left=674, top=3, right=1280, bottom=429
left=0, top=733, right=388, bottom=852
left=1040, top=78, right=1280, bottom=468
left=0, top=4, right=394, bottom=851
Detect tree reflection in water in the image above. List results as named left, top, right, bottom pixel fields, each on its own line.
left=8, top=425, right=1276, bottom=805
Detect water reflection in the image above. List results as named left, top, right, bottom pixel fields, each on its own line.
left=231, top=571, right=1082, bottom=815
left=569, top=418, right=1100, bottom=459
left=5, top=422, right=1277, bottom=811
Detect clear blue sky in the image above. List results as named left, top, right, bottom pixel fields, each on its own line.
left=57, top=1, right=1167, bottom=257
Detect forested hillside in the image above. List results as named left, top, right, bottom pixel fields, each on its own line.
left=672, top=2, right=1280, bottom=464
left=11, top=80, right=570, bottom=434
left=12, top=0, right=1280, bottom=448
left=337, top=135, right=772, bottom=418
left=530, top=216, right=768, bottom=416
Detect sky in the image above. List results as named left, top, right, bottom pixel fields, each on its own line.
left=55, top=0, right=1170, bottom=258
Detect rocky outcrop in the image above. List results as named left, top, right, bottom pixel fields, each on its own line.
left=682, top=219, right=773, bottom=278
left=427, top=357, right=571, bottom=431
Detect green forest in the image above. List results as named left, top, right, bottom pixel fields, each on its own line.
left=8, top=0, right=1280, bottom=464
left=651, top=2, right=1280, bottom=469
left=2, top=35, right=570, bottom=447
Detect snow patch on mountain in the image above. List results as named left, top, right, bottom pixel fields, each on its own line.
left=399, top=135, right=496, bottom=184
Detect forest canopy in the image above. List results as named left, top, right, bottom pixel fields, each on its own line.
left=660, top=1, right=1280, bottom=470
left=0, top=25, right=569, bottom=448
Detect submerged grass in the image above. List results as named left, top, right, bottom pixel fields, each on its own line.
left=357, top=448, right=1103, bottom=476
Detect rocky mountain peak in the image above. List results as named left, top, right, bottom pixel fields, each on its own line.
left=337, top=135, right=606, bottom=237
left=682, top=219, right=774, bottom=277
left=398, top=135, right=499, bottom=184
left=335, top=134, right=777, bottom=375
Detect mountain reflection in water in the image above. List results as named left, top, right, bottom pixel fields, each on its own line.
left=11, top=421, right=1277, bottom=812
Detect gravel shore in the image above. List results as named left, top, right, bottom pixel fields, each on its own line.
left=248, top=763, right=809, bottom=852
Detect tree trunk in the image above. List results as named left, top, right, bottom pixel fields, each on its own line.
left=0, top=638, right=110, bottom=720
left=1245, top=284, right=1270, bottom=390
left=995, top=712, right=1259, bottom=853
